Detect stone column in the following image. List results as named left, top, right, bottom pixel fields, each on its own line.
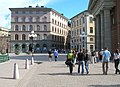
left=103, top=9, right=112, bottom=51
left=95, top=15, right=101, bottom=50
left=100, top=11, right=104, bottom=49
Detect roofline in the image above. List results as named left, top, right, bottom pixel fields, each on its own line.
left=9, top=6, right=68, bottom=20
left=70, top=10, right=88, bottom=20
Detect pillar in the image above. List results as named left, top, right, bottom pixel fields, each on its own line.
left=100, top=11, right=104, bottom=49
left=103, top=9, right=112, bottom=51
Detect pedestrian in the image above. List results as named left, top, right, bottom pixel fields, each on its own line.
left=65, top=50, right=74, bottom=74
left=84, top=49, right=90, bottom=74
left=77, top=49, right=84, bottom=74
left=99, top=49, right=104, bottom=62
left=91, top=50, right=95, bottom=64
left=53, top=49, right=58, bottom=61
left=102, top=47, right=111, bottom=75
left=48, top=49, right=52, bottom=61
left=113, top=49, right=120, bottom=74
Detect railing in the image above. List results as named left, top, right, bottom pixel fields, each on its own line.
left=0, top=54, right=9, bottom=63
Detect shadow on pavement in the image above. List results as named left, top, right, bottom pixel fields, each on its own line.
left=39, top=72, right=116, bottom=76
left=0, top=77, right=14, bottom=79
left=88, top=84, right=120, bottom=87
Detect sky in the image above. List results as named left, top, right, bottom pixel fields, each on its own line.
left=0, top=0, right=89, bottom=29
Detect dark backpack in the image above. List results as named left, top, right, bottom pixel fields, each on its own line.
left=77, top=52, right=84, bottom=61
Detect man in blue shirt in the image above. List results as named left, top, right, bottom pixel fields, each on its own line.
left=54, top=49, right=58, bottom=61
left=102, top=47, right=111, bottom=75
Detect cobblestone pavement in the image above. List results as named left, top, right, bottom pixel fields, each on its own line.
left=16, top=61, right=120, bottom=87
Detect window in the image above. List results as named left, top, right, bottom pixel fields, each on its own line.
left=37, top=25, right=40, bottom=31
left=15, top=25, right=19, bottom=31
left=90, top=38, right=93, bottom=41
left=79, top=19, right=81, bottom=25
left=22, top=34, right=26, bottom=40
left=22, top=17, right=26, bottom=22
left=43, top=34, right=47, bottom=40
left=83, top=27, right=85, bottom=32
left=82, top=17, right=85, bottom=23
left=90, top=27, right=93, bottom=33
left=29, top=25, right=33, bottom=31
left=15, top=17, right=18, bottom=22
left=77, top=20, right=79, bottom=26
left=29, top=17, right=33, bottom=22
left=36, top=16, right=40, bottom=22
left=15, top=11, right=18, bottom=14
left=44, top=25, right=47, bottom=31
left=22, top=11, right=25, bottom=14
left=22, top=25, right=26, bottom=31
left=90, top=45, right=93, bottom=51
left=52, top=19, right=54, bottom=24
left=43, top=16, right=47, bottom=22
left=37, top=34, right=40, bottom=40
left=89, top=17, right=93, bottom=23
left=15, top=34, right=19, bottom=40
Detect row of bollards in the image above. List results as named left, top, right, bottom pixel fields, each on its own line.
left=13, top=58, right=34, bottom=79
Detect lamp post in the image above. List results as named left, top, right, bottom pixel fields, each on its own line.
left=80, top=32, right=87, bottom=50
left=29, top=31, right=37, bottom=62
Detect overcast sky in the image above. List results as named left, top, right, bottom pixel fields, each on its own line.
left=0, top=0, right=89, bottom=29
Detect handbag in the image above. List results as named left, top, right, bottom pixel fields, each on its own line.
left=65, top=59, right=72, bottom=65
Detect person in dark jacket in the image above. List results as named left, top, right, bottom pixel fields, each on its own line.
left=84, top=49, right=90, bottom=74
left=77, top=49, right=84, bottom=74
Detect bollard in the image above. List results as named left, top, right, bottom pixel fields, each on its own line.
left=31, top=57, right=34, bottom=65
left=25, top=59, right=29, bottom=69
left=13, top=63, right=19, bottom=79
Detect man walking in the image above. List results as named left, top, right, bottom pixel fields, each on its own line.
left=77, top=49, right=84, bottom=74
left=53, top=49, right=58, bottom=61
left=102, top=47, right=111, bottom=75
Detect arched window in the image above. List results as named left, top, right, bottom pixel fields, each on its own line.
left=22, top=25, right=26, bottom=31
left=22, top=17, right=25, bottom=22
left=44, top=25, right=47, bottom=31
left=43, top=34, right=47, bottom=40
left=22, top=34, right=26, bottom=40
left=29, top=17, right=33, bottom=22
left=15, top=34, right=19, bottom=40
left=15, top=17, right=18, bottom=22
left=37, top=34, right=40, bottom=40
left=37, top=25, right=40, bottom=31
left=29, top=25, right=33, bottom=31
left=15, top=25, right=19, bottom=31
left=43, top=16, right=47, bottom=22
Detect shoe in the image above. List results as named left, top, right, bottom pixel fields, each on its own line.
left=87, top=72, right=89, bottom=74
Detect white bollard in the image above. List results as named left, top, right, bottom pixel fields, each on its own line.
left=13, top=63, right=19, bottom=79
left=31, top=57, right=34, bottom=65
left=25, top=59, right=29, bottom=69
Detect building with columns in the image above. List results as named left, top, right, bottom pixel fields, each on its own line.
left=9, top=6, right=70, bottom=53
left=70, top=10, right=95, bottom=52
left=88, top=0, right=116, bottom=52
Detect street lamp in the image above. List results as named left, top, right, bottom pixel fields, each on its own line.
left=80, top=32, right=87, bottom=50
left=29, top=31, right=37, bottom=62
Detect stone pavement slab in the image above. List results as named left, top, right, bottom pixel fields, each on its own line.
left=16, top=61, right=120, bottom=87
left=0, top=59, right=35, bottom=87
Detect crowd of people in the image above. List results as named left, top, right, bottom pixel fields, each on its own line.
left=65, top=47, right=120, bottom=75
left=47, top=48, right=120, bottom=75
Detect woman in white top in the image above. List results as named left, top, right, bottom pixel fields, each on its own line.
left=113, top=49, right=120, bottom=74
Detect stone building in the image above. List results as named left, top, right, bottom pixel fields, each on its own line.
left=70, top=10, right=95, bottom=52
left=88, top=0, right=116, bottom=51
left=9, top=6, right=69, bottom=53
left=0, top=27, right=10, bottom=53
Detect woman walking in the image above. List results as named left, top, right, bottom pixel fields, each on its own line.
left=113, top=49, right=120, bottom=74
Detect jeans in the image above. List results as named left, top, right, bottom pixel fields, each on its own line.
left=78, top=61, right=84, bottom=74
left=85, top=60, right=89, bottom=74
left=102, top=62, right=108, bottom=75
left=114, top=59, right=120, bottom=74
